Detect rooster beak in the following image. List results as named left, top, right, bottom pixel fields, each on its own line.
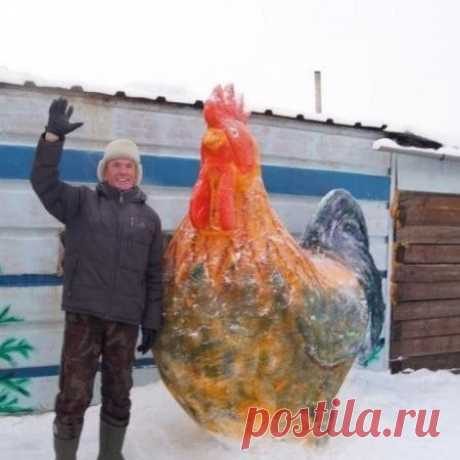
left=202, top=128, right=227, bottom=151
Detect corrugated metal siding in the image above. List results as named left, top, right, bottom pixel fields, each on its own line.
left=397, top=154, right=460, bottom=194
left=0, top=86, right=392, bottom=413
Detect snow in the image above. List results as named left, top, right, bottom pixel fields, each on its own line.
left=373, top=138, right=460, bottom=160
left=0, top=65, right=381, bottom=130
left=1, top=367, right=458, bottom=460
left=3, top=1, right=460, bottom=146
left=0, top=66, right=188, bottom=104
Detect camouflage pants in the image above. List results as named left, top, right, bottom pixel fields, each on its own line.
left=54, top=312, right=138, bottom=438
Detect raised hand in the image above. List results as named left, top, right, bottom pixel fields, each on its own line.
left=46, top=97, right=84, bottom=137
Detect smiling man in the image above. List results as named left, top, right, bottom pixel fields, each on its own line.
left=30, top=98, right=163, bottom=460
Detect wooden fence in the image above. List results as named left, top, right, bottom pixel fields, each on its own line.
left=391, top=190, right=460, bottom=372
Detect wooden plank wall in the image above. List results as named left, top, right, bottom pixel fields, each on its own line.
left=391, top=190, right=460, bottom=372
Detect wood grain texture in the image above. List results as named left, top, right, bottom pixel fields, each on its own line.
left=393, top=263, right=460, bottom=282
left=392, top=316, right=460, bottom=340
left=392, top=281, right=460, bottom=302
left=396, top=244, right=460, bottom=264
left=391, top=334, right=460, bottom=358
left=393, top=299, right=460, bottom=321
left=390, top=351, right=460, bottom=373
left=396, top=226, right=460, bottom=244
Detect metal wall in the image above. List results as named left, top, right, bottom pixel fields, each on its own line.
left=397, top=154, right=460, bottom=194
left=0, top=85, right=392, bottom=414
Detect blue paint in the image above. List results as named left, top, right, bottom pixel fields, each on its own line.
left=0, top=358, right=155, bottom=379
left=0, top=274, right=62, bottom=287
left=262, top=165, right=389, bottom=201
left=0, top=144, right=100, bottom=183
left=0, top=270, right=388, bottom=289
left=0, top=144, right=390, bottom=200
left=142, top=155, right=199, bottom=188
left=0, top=270, right=387, bottom=288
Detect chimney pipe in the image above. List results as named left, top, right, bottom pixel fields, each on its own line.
left=314, top=70, right=322, bottom=114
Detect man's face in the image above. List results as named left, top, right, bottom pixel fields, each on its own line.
left=104, top=158, right=137, bottom=191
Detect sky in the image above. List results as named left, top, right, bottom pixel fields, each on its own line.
left=1, top=0, right=460, bottom=144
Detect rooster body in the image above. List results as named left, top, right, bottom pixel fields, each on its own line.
left=155, top=85, right=384, bottom=437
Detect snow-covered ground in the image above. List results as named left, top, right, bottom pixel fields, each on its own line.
left=0, top=367, right=458, bottom=460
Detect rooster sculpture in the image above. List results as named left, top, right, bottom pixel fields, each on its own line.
left=155, top=85, right=384, bottom=438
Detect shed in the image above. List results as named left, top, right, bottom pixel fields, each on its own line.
left=0, top=81, right=395, bottom=413
left=375, top=139, right=460, bottom=373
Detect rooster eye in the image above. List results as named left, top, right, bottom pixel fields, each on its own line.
left=228, top=127, right=239, bottom=138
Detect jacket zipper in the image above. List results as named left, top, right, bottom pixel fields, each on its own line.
left=107, top=192, right=124, bottom=319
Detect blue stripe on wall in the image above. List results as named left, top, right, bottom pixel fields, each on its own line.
left=0, top=274, right=63, bottom=287
left=0, top=271, right=387, bottom=288
left=0, top=358, right=155, bottom=379
left=0, top=144, right=390, bottom=200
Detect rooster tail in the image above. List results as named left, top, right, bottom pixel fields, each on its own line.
left=300, top=189, right=385, bottom=365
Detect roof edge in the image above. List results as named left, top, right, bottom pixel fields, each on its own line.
left=0, top=80, right=388, bottom=133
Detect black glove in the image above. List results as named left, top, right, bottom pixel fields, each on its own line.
left=137, top=328, right=157, bottom=354
left=46, top=97, right=83, bottom=138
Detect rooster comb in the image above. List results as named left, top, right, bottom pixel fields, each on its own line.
left=204, top=84, right=249, bottom=126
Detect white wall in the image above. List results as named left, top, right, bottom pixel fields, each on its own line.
left=0, top=85, right=391, bottom=413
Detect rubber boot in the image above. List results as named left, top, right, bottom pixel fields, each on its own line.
left=97, top=415, right=127, bottom=460
left=53, top=421, right=82, bottom=460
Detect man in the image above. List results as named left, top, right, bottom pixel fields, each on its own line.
left=30, top=97, right=163, bottom=460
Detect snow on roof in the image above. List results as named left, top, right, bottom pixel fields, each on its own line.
left=2, top=66, right=453, bottom=151
left=373, top=138, right=460, bottom=161
left=0, top=66, right=388, bottom=132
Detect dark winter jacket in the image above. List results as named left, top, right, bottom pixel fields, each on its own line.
left=30, top=135, right=163, bottom=330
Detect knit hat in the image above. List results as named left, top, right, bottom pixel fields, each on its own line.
left=97, top=138, right=143, bottom=185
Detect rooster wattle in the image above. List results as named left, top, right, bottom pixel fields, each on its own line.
left=154, top=84, right=384, bottom=438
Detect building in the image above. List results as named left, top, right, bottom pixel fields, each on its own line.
left=0, top=79, right=455, bottom=414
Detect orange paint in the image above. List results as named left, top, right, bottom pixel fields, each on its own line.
left=189, top=84, right=259, bottom=231
left=157, top=84, right=368, bottom=439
